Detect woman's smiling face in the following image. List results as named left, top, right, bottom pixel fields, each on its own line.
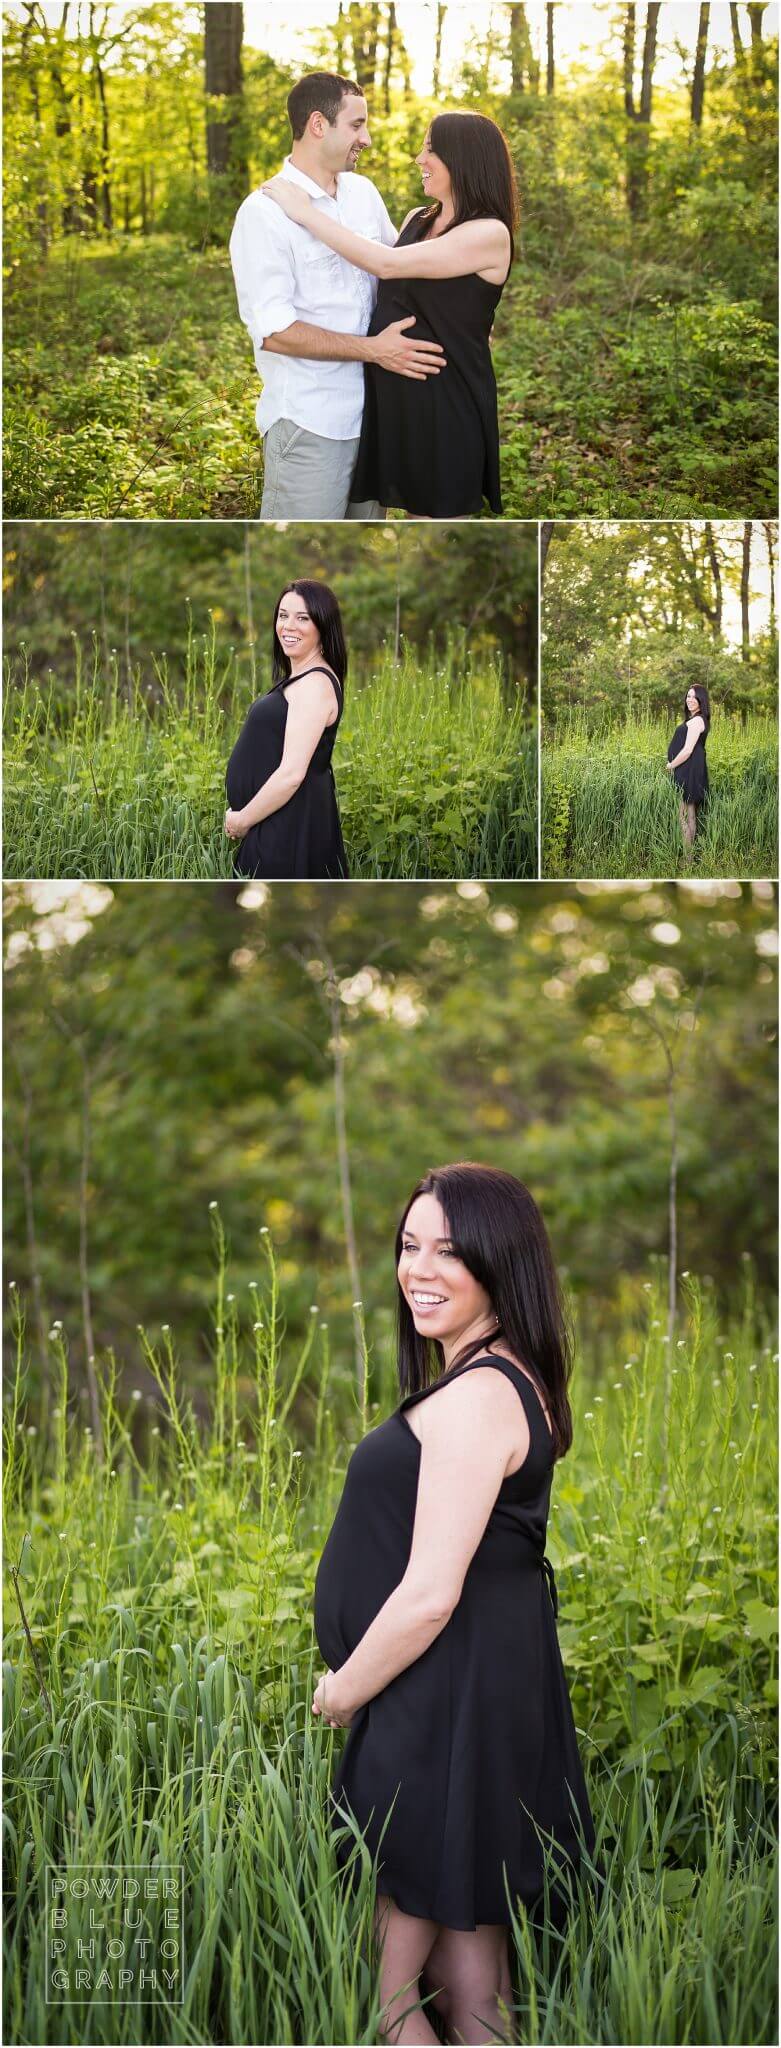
left=416, top=131, right=452, bottom=205
left=398, top=1191, right=494, bottom=1353
left=276, top=592, right=321, bottom=666
left=686, top=687, right=701, bottom=714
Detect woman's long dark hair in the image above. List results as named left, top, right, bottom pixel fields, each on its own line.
left=421, top=111, right=520, bottom=265
left=271, top=580, right=348, bottom=687
left=683, top=684, right=711, bottom=733
left=395, top=1162, right=573, bottom=1460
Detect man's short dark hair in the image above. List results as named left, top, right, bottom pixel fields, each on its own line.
left=287, top=73, right=362, bottom=141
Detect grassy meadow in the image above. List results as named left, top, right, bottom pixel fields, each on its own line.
left=3, top=1224, right=777, bottom=2046
left=541, top=710, right=778, bottom=879
left=3, top=218, right=777, bottom=523
left=3, top=635, right=536, bottom=881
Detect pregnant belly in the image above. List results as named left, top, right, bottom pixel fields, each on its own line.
left=314, top=1517, right=408, bottom=1674
left=314, top=1538, right=357, bottom=1672
left=226, top=742, right=266, bottom=812
left=368, top=289, right=440, bottom=347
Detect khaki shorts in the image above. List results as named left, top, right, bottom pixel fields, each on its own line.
left=260, top=417, right=384, bottom=521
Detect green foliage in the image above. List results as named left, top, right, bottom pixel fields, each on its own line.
left=3, top=11, right=778, bottom=518
left=542, top=521, right=778, bottom=755
left=3, top=520, right=538, bottom=684
left=4, top=240, right=261, bottom=519
left=3, top=1239, right=777, bottom=2045
left=3, top=882, right=777, bottom=1381
left=3, top=634, right=535, bottom=880
left=541, top=710, right=778, bottom=879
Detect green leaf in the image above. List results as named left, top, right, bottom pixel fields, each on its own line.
left=661, top=1868, right=696, bottom=1904
left=742, top=1598, right=779, bottom=1642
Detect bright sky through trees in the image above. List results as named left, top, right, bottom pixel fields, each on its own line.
left=8, top=3, right=779, bottom=92
left=542, top=522, right=775, bottom=650
left=232, top=2, right=781, bottom=93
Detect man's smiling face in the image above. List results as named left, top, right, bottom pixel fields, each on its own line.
left=322, top=92, right=371, bottom=174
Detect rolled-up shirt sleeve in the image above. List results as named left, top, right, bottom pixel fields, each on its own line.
left=229, top=199, right=297, bottom=349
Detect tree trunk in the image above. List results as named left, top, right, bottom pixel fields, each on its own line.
left=382, top=1, right=395, bottom=115
left=433, top=2, right=447, bottom=98
left=509, top=2, right=525, bottom=91
left=334, top=2, right=346, bottom=70
left=640, top=5, right=661, bottom=117
left=729, top=1, right=746, bottom=65
left=36, top=2, right=80, bottom=233
left=546, top=2, right=555, bottom=93
left=623, top=4, right=636, bottom=118
left=348, top=2, right=379, bottom=93
left=508, top=3, right=538, bottom=92
left=763, top=522, right=776, bottom=639
left=204, top=1, right=248, bottom=193
left=741, top=521, right=752, bottom=661
left=747, top=4, right=766, bottom=44
left=397, top=25, right=413, bottom=100
left=92, top=45, right=113, bottom=231
left=691, top=4, right=709, bottom=127
left=540, top=521, right=554, bottom=580
left=20, top=8, right=50, bottom=255
left=624, top=2, right=661, bottom=218
left=703, top=521, right=723, bottom=634
left=81, top=163, right=98, bottom=229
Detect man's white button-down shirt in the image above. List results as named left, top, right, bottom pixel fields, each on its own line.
left=229, top=157, right=398, bottom=442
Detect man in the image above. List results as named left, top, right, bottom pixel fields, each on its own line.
left=229, top=71, right=445, bottom=520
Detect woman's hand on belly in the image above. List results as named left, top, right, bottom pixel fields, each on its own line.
left=313, top=1666, right=357, bottom=1728
left=224, top=807, right=250, bottom=839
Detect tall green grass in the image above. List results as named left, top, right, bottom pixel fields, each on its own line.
left=542, top=709, right=778, bottom=879
left=3, top=632, right=535, bottom=880
left=4, top=1222, right=777, bottom=2045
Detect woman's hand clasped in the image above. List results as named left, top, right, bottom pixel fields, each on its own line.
left=312, top=1668, right=355, bottom=1728
left=262, top=177, right=314, bottom=226
left=224, top=808, right=248, bottom=839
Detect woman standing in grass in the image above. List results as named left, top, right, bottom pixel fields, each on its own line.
left=263, top=112, right=518, bottom=519
left=224, top=579, right=348, bottom=878
left=312, top=1162, right=595, bottom=2046
left=666, top=684, right=710, bottom=855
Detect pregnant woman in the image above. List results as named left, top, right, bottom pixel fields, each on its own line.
left=666, top=684, right=710, bottom=854
left=313, top=1162, right=596, bottom=2047
left=225, top=578, right=348, bottom=878
left=263, top=111, right=518, bottom=518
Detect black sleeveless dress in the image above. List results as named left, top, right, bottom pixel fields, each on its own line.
left=313, top=1355, right=595, bottom=1930
left=350, top=210, right=506, bottom=518
left=667, top=718, right=709, bottom=805
left=225, top=666, right=349, bottom=879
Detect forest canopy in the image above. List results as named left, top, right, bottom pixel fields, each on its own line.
left=4, top=3, right=778, bottom=517
left=542, top=519, right=778, bottom=724
left=2, top=520, right=538, bottom=691
left=4, top=878, right=777, bottom=1396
